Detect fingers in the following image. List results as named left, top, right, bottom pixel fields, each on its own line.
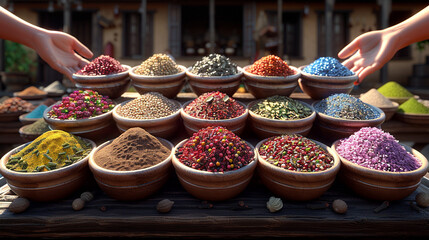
left=338, top=37, right=361, bottom=59
left=72, top=38, right=93, bottom=59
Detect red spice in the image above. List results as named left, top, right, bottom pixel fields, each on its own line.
left=184, top=91, right=245, bottom=120
left=176, top=126, right=254, bottom=172
left=77, top=55, right=126, bottom=76
left=246, top=55, right=295, bottom=77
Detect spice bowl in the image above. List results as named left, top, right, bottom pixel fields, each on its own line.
left=256, top=138, right=341, bottom=201
left=72, top=65, right=131, bottom=84
left=0, top=138, right=96, bottom=202
left=19, top=113, right=40, bottom=125
left=379, top=102, right=399, bottom=121
left=89, top=138, right=174, bottom=201
left=112, top=99, right=182, bottom=139
left=75, top=78, right=132, bottom=99
left=172, top=139, right=257, bottom=201
left=186, top=67, right=243, bottom=96
left=19, top=125, right=42, bottom=142
left=332, top=140, right=429, bottom=201
left=181, top=100, right=248, bottom=136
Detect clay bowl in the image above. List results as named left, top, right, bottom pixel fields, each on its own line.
left=0, top=138, right=96, bottom=202
left=394, top=112, right=429, bottom=125
left=132, top=79, right=186, bottom=99
left=186, top=67, right=243, bottom=96
left=245, top=81, right=298, bottom=99
left=112, top=99, right=182, bottom=139
left=378, top=102, right=399, bottom=121
left=19, top=113, right=40, bottom=125
left=72, top=65, right=131, bottom=84
left=75, top=78, right=131, bottom=99
left=242, top=65, right=301, bottom=84
left=256, top=138, right=340, bottom=201
left=332, top=140, right=429, bottom=201
left=312, top=101, right=385, bottom=140
left=248, top=100, right=316, bottom=139
left=172, top=139, right=257, bottom=201
left=129, top=65, right=187, bottom=84
left=181, top=100, right=248, bottom=136
left=88, top=138, right=174, bottom=201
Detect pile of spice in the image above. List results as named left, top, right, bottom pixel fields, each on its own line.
left=184, top=91, right=245, bottom=120
left=258, top=135, right=334, bottom=172
left=176, top=126, right=254, bottom=172
left=24, top=104, right=48, bottom=119
left=6, top=130, right=92, bottom=172
left=246, top=55, right=295, bottom=77
left=314, top=93, right=380, bottom=120
left=250, top=95, right=312, bottom=120
left=359, top=88, right=396, bottom=108
left=397, top=98, right=429, bottom=114
left=0, top=97, right=34, bottom=114
left=336, top=127, right=421, bottom=172
left=303, top=57, right=354, bottom=77
left=76, top=55, right=127, bottom=76
left=47, top=90, right=115, bottom=120
left=94, top=127, right=171, bottom=171
left=43, top=81, right=66, bottom=95
left=20, top=118, right=50, bottom=135
left=117, top=92, right=180, bottom=119
left=190, top=53, right=238, bottom=76
left=0, top=96, right=9, bottom=104
left=16, top=86, right=46, bottom=96
left=134, top=53, right=181, bottom=76
left=377, top=81, right=414, bottom=98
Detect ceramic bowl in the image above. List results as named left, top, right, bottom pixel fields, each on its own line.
left=172, top=139, right=257, bottom=201
left=378, top=102, right=399, bottom=121
left=112, top=99, right=182, bottom=139
left=19, top=113, right=40, bottom=125
left=132, top=79, right=186, bottom=99
left=75, top=78, right=131, bottom=99
left=332, top=140, right=429, bottom=201
left=89, top=138, right=174, bottom=201
left=248, top=100, right=316, bottom=139
left=181, top=100, right=248, bottom=136
left=0, top=138, right=96, bottom=202
left=129, top=65, right=187, bottom=84
left=245, top=81, right=298, bottom=99
left=72, top=65, right=131, bottom=84
left=242, top=65, right=301, bottom=84
left=312, top=101, right=385, bottom=140
left=394, top=112, right=429, bottom=125
left=256, top=138, right=340, bottom=201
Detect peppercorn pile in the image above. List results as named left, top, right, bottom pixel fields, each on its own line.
left=176, top=126, right=254, bottom=172
left=250, top=95, right=312, bottom=120
left=190, top=54, right=238, bottom=76
left=76, top=55, right=127, bottom=76
left=303, top=57, right=354, bottom=77
left=0, top=97, right=35, bottom=114
left=47, top=90, right=115, bottom=120
left=184, top=91, right=245, bottom=120
left=246, top=55, right=295, bottom=77
left=258, top=134, right=334, bottom=172
left=135, top=53, right=181, bottom=76
left=314, top=93, right=380, bottom=120
left=117, top=92, right=180, bottom=120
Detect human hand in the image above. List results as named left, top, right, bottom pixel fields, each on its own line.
left=338, top=30, right=398, bottom=84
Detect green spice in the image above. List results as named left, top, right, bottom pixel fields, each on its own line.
left=377, top=81, right=414, bottom=98
left=21, top=119, right=50, bottom=135
left=397, top=98, right=429, bottom=114
left=250, top=95, right=312, bottom=120
left=135, top=53, right=180, bottom=76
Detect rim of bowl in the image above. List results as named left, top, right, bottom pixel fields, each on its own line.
left=72, top=65, right=131, bottom=82
left=112, top=98, right=182, bottom=124
left=186, top=66, right=244, bottom=82
left=19, top=113, right=41, bottom=121
left=0, top=138, right=96, bottom=177
left=332, top=140, right=429, bottom=176
left=247, top=99, right=316, bottom=124
left=255, top=137, right=341, bottom=176
left=129, top=65, right=187, bottom=81
left=395, top=111, right=429, bottom=117
left=43, top=102, right=114, bottom=125
left=242, top=65, right=301, bottom=82
left=312, top=100, right=386, bottom=124
left=172, top=138, right=257, bottom=176
left=365, top=101, right=399, bottom=111
left=299, top=65, right=358, bottom=83
left=88, top=138, right=174, bottom=175
left=181, top=100, right=248, bottom=123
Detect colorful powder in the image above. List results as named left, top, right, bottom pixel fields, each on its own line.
left=377, top=81, right=414, bottom=98
left=303, top=57, right=354, bottom=77
left=397, top=98, right=429, bottom=114
left=246, top=55, right=295, bottom=77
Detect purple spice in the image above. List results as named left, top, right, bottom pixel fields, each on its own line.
left=336, top=127, right=421, bottom=172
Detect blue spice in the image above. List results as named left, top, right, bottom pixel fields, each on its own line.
left=303, top=57, right=354, bottom=77
left=25, top=104, right=47, bottom=119
left=314, top=93, right=380, bottom=120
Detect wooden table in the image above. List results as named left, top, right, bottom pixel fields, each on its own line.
left=1, top=92, right=429, bottom=239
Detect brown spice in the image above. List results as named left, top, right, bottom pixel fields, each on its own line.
left=17, top=86, right=46, bottom=96
left=94, top=127, right=171, bottom=171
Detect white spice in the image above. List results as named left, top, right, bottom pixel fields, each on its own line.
left=360, top=88, right=396, bottom=108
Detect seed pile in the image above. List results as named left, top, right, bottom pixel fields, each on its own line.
left=359, top=88, right=396, bottom=108
left=258, top=135, right=334, bottom=172
left=20, top=118, right=50, bottom=135
left=250, top=95, right=312, bottom=120
left=184, top=91, right=245, bottom=120
left=48, top=90, right=115, bottom=120
left=190, top=54, right=238, bottom=76
left=314, top=93, right=380, bottom=120
left=176, top=126, right=254, bottom=172
left=76, top=55, right=127, bottom=76
left=117, top=92, right=180, bottom=119
left=135, top=53, right=181, bottom=76
left=246, top=55, right=295, bottom=77
left=398, top=98, right=429, bottom=114
left=336, top=127, right=421, bottom=172
left=303, top=57, right=354, bottom=77
left=0, top=97, right=34, bottom=113
left=377, top=81, right=414, bottom=98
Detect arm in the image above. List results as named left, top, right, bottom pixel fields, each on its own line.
left=0, top=7, right=93, bottom=82
left=338, top=5, right=429, bottom=83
